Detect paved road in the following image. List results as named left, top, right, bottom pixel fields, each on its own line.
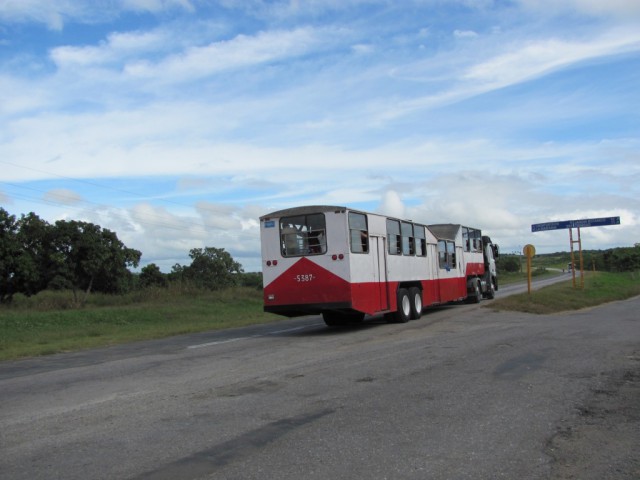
left=1, top=281, right=638, bottom=479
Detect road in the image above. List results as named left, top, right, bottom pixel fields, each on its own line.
left=1, top=278, right=638, bottom=479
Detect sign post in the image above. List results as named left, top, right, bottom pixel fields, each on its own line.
left=531, top=216, right=620, bottom=289
left=523, top=244, right=536, bottom=294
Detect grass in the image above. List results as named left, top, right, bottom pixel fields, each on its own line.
left=498, top=267, right=561, bottom=286
left=488, top=271, right=640, bottom=314
left=0, top=287, right=279, bottom=361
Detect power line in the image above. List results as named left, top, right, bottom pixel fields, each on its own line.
left=0, top=181, right=210, bottom=234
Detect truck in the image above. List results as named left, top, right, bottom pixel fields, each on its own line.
left=260, top=205, right=499, bottom=326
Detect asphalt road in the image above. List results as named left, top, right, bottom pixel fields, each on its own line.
left=1, top=278, right=638, bottom=480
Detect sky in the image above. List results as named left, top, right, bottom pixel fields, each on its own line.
left=1, top=0, right=639, bottom=273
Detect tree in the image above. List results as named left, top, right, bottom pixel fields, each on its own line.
left=49, top=220, right=141, bottom=304
left=140, top=263, right=168, bottom=288
left=0, top=209, right=51, bottom=303
left=183, top=247, right=243, bottom=290
left=0, top=208, right=21, bottom=303
left=497, top=255, right=521, bottom=273
left=16, top=212, right=51, bottom=296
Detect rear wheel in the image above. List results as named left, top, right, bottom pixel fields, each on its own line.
left=391, top=288, right=411, bottom=323
left=409, top=287, right=423, bottom=320
left=322, top=311, right=345, bottom=327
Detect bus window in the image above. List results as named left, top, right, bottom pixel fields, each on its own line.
left=438, top=240, right=447, bottom=268
left=463, top=227, right=470, bottom=252
left=280, top=213, right=326, bottom=257
left=349, top=212, right=369, bottom=254
left=469, top=228, right=482, bottom=252
left=448, top=240, right=456, bottom=268
left=438, top=240, right=456, bottom=269
left=414, top=225, right=426, bottom=257
left=387, top=219, right=401, bottom=255
left=401, top=222, right=415, bottom=255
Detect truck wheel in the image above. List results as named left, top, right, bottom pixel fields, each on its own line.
left=485, top=279, right=495, bottom=299
left=409, top=287, right=423, bottom=320
left=467, top=279, right=481, bottom=304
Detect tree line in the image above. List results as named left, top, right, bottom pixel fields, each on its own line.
left=0, top=208, right=255, bottom=305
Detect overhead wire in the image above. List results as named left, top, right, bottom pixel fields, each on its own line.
left=0, top=162, right=216, bottom=233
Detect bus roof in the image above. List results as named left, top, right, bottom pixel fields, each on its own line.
left=260, top=205, right=349, bottom=220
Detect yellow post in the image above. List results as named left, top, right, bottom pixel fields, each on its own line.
left=569, top=229, right=576, bottom=288
left=523, top=244, right=536, bottom=294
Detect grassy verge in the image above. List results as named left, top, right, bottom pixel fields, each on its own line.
left=498, top=268, right=562, bottom=286
left=488, top=271, right=640, bottom=314
left=0, top=287, right=279, bottom=361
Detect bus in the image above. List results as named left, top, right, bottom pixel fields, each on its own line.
left=260, top=205, right=498, bottom=326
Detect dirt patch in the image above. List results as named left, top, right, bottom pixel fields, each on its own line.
left=546, top=355, right=640, bottom=479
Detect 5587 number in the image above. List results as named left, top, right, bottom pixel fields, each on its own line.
left=295, top=274, right=315, bottom=282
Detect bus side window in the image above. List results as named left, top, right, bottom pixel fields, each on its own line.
left=386, top=219, right=401, bottom=255
left=438, top=240, right=447, bottom=268
left=448, top=240, right=456, bottom=268
left=463, top=227, right=470, bottom=252
left=414, top=225, right=426, bottom=257
left=349, top=212, right=369, bottom=254
left=401, top=222, right=415, bottom=255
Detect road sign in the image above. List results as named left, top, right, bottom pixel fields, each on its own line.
left=523, top=244, right=536, bottom=257
left=531, top=216, right=620, bottom=233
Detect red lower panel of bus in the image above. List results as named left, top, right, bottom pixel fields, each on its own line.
left=264, top=258, right=352, bottom=313
left=264, top=258, right=469, bottom=317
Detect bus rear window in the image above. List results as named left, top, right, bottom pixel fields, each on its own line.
left=280, top=213, right=327, bottom=257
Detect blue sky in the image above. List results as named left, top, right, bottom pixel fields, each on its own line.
left=1, top=0, right=639, bottom=272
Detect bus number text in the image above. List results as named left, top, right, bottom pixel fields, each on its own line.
left=295, top=274, right=315, bottom=283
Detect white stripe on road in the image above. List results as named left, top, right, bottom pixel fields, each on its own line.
left=187, top=323, right=323, bottom=350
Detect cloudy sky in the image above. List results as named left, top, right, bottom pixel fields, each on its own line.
left=1, top=0, right=639, bottom=272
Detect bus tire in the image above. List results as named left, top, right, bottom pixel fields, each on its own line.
left=322, top=311, right=345, bottom=327
left=409, top=287, right=423, bottom=320
left=467, top=279, right=481, bottom=304
left=393, top=289, right=411, bottom=323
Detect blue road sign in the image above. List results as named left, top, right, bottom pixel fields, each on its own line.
left=531, top=216, right=620, bottom=232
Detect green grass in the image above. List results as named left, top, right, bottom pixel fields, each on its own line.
left=488, top=271, right=640, bottom=314
left=498, top=267, right=562, bottom=286
left=0, top=287, right=279, bottom=361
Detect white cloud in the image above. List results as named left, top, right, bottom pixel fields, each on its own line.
left=0, top=0, right=194, bottom=29
left=123, top=26, right=342, bottom=82
left=463, top=30, right=640, bottom=89
left=377, top=191, right=406, bottom=219
left=50, top=30, right=171, bottom=68
left=1, top=0, right=638, bottom=270
left=454, top=30, right=478, bottom=39
left=516, top=0, right=640, bottom=18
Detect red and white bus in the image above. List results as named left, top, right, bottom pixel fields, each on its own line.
left=260, top=205, right=499, bottom=326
